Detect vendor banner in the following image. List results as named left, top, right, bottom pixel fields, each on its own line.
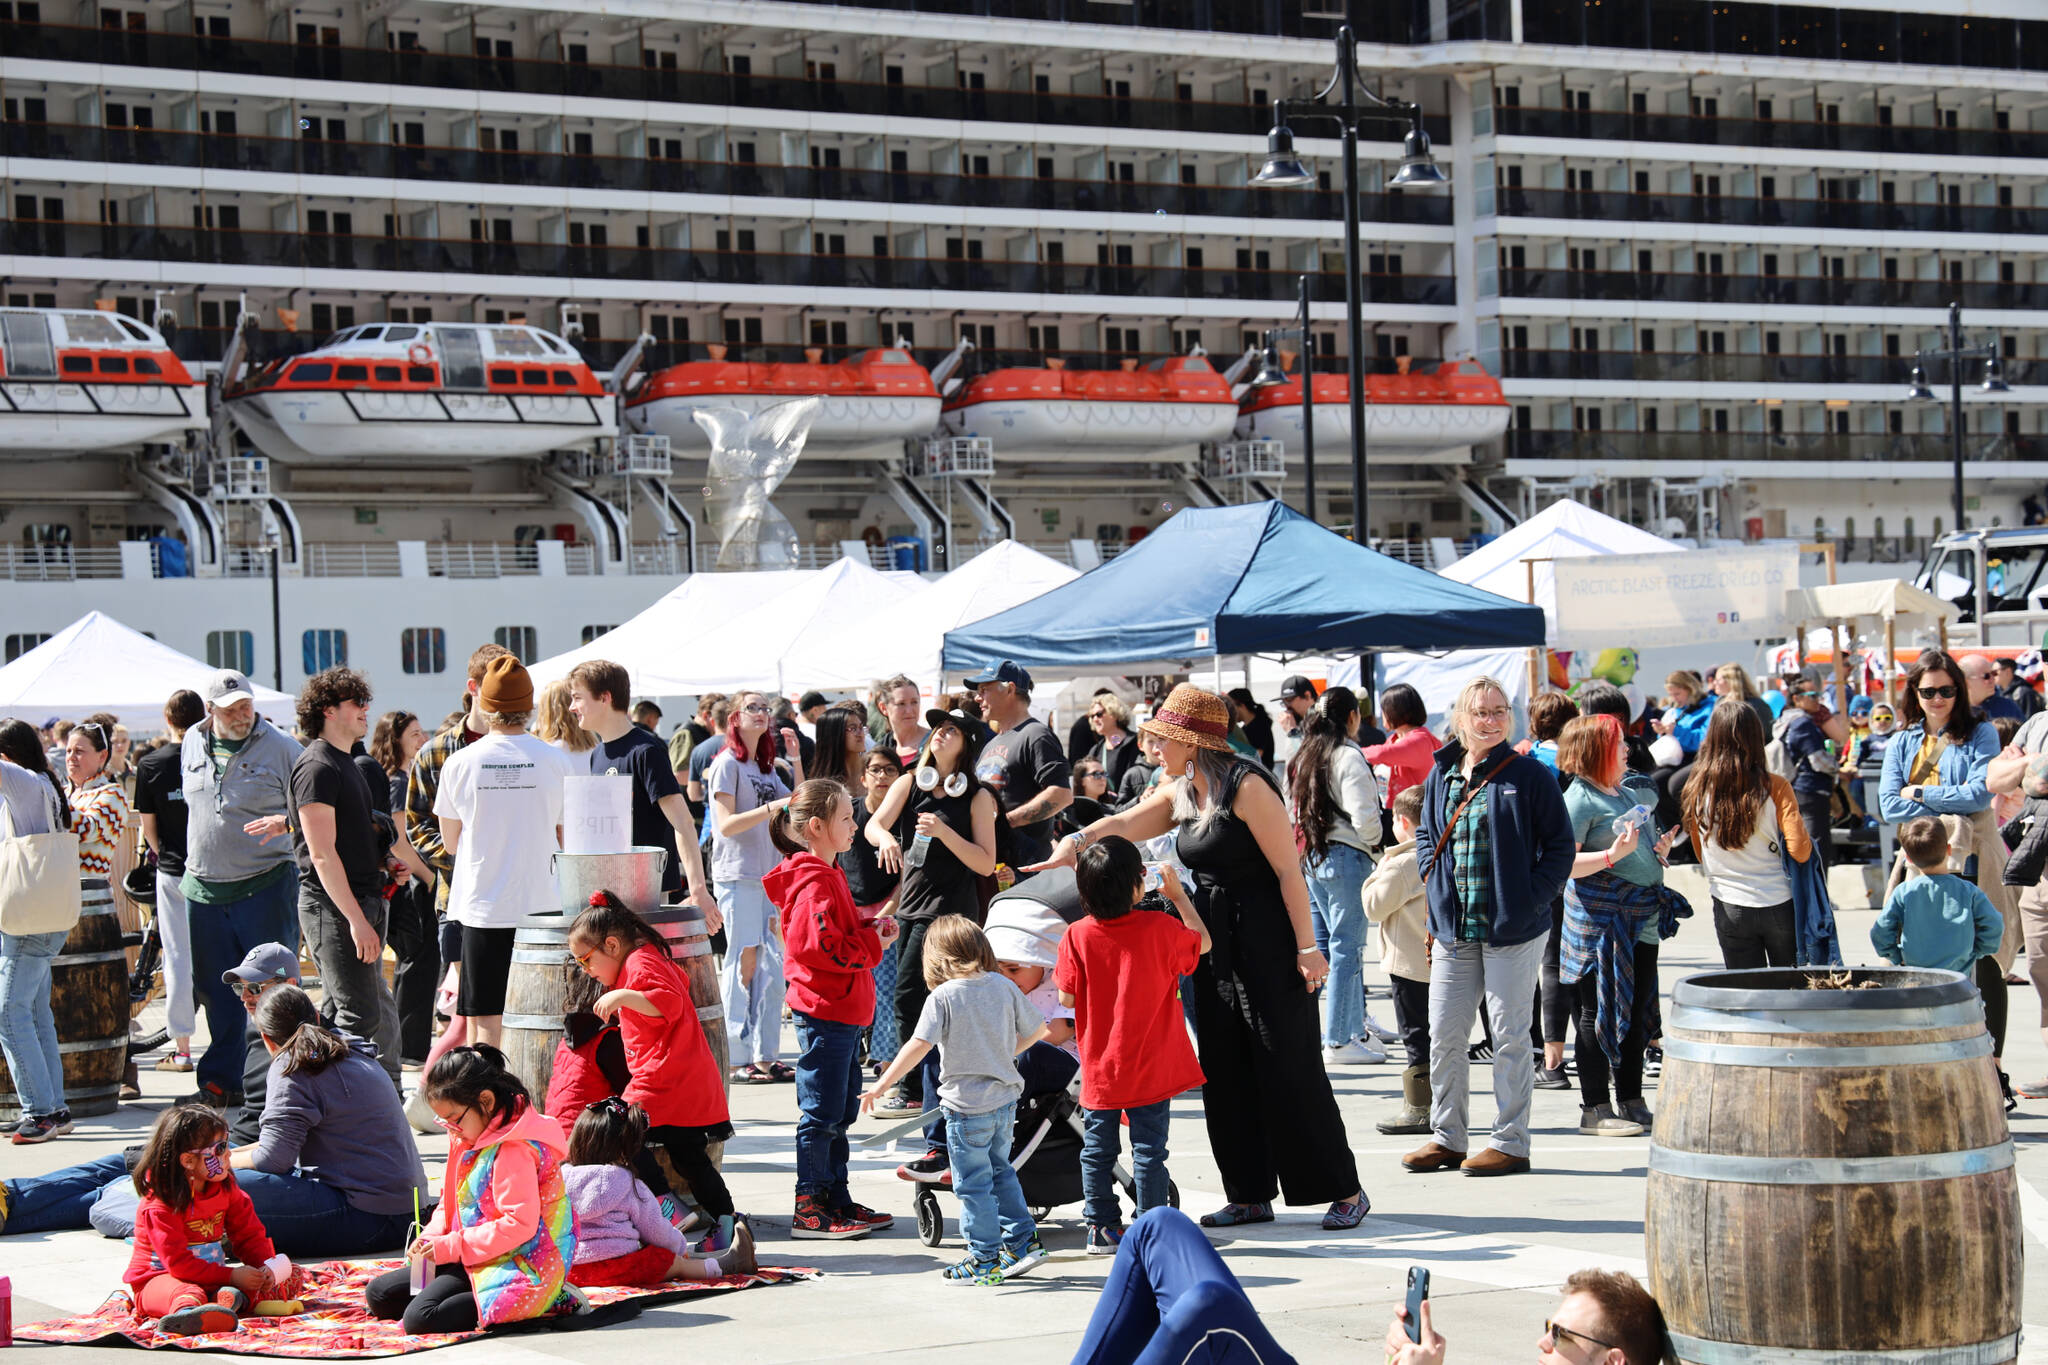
left=1552, top=545, right=1797, bottom=649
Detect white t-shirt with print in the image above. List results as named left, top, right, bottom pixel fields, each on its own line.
left=434, top=732, right=573, bottom=928
left=707, top=751, right=790, bottom=883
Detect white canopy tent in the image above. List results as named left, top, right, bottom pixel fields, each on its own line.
left=1440, top=498, right=1680, bottom=637
left=0, top=611, right=295, bottom=731
left=785, top=541, right=1080, bottom=696
left=529, top=557, right=919, bottom=697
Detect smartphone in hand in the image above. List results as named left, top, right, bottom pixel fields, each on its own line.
left=1404, top=1267, right=1431, bottom=1343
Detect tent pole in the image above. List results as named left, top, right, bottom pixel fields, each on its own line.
left=1831, top=617, right=1849, bottom=714
left=1525, top=558, right=1541, bottom=702
left=1885, top=617, right=1897, bottom=707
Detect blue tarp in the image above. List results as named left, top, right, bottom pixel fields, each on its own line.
left=941, top=501, right=1546, bottom=672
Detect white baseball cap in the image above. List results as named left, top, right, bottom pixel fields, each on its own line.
left=205, top=669, right=256, bottom=708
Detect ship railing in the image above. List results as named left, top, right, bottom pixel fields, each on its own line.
left=911, top=438, right=996, bottom=480
left=0, top=545, right=125, bottom=580
left=1205, top=440, right=1287, bottom=481
left=427, top=542, right=541, bottom=578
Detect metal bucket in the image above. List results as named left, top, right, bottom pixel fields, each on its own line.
left=550, top=847, right=669, bottom=915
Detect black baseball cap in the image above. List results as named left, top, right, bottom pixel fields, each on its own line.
left=965, top=661, right=1033, bottom=690
left=1275, top=675, right=1318, bottom=703
left=922, top=708, right=988, bottom=766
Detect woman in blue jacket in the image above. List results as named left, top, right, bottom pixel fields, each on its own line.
left=1879, top=649, right=2019, bottom=1103
left=1404, top=677, right=1576, bottom=1179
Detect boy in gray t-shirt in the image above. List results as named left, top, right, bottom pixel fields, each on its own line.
left=913, top=972, right=1044, bottom=1114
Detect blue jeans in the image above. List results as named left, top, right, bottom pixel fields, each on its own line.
left=1305, top=843, right=1372, bottom=1048
left=792, top=1011, right=863, bottom=1202
left=232, top=1169, right=416, bottom=1257
left=189, top=867, right=300, bottom=1092
left=1081, top=1098, right=1171, bottom=1230
left=2, top=1152, right=128, bottom=1234
left=717, top=879, right=785, bottom=1067
left=1071, top=1206, right=1299, bottom=1365
left=920, top=1042, right=1077, bottom=1158
left=0, top=928, right=70, bottom=1116
left=945, top=1101, right=1034, bottom=1265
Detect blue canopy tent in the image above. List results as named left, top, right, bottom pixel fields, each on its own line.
left=942, top=500, right=1545, bottom=674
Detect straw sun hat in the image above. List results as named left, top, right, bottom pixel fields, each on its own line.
left=1139, top=683, right=1234, bottom=752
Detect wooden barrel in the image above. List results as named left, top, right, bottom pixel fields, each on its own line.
left=501, top=913, right=574, bottom=1100
left=1648, top=966, right=2019, bottom=1365
left=0, top=881, right=130, bottom=1121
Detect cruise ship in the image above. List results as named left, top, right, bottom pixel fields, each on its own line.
left=3, top=0, right=2045, bottom=717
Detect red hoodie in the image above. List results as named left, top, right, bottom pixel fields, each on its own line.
left=765, top=850, right=883, bottom=1027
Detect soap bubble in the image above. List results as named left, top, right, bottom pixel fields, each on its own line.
left=1160, top=500, right=1175, bottom=513
left=701, top=486, right=713, bottom=498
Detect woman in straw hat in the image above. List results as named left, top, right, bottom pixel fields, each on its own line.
left=1029, top=683, right=1369, bottom=1231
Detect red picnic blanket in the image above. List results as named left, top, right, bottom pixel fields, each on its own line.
left=17, top=1259, right=818, bottom=1356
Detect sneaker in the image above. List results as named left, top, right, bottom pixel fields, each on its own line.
left=214, top=1287, right=250, bottom=1316
left=941, top=1255, right=1003, bottom=1286
left=791, top=1194, right=872, bottom=1240
left=556, top=1283, right=591, bottom=1316
left=1532, top=1066, right=1572, bottom=1091
left=871, top=1087, right=923, bottom=1118
left=1361, top=1012, right=1402, bottom=1046
left=155, top=1052, right=195, bottom=1073
left=11, top=1112, right=71, bottom=1144
left=1467, top=1040, right=1494, bottom=1062
left=2001, top=1071, right=2019, bottom=1114
left=1085, top=1224, right=1124, bottom=1256
left=897, top=1149, right=952, bottom=1184
left=1322, top=1038, right=1387, bottom=1065
left=835, top=1201, right=894, bottom=1230
left=403, top=1087, right=439, bottom=1137
left=1579, top=1104, right=1645, bottom=1137
left=187, top=1082, right=243, bottom=1110
left=1643, top=1045, right=1663, bottom=1077
left=999, top=1236, right=1047, bottom=1278
left=657, top=1192, right=700, bottom=1234
left=158, top=1303, right=239, bottom=1336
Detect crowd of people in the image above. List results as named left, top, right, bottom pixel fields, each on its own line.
left=10, top=636, right=2037, bottom=1362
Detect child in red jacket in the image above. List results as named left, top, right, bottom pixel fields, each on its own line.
left=763, top=779, right=896, bottom=1240
left=125, top=1104, right=290, bottom=1336
left=567, top=891, right=736, bottom=1250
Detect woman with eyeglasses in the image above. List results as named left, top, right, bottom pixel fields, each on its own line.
left=65, top=718, right=133, bottom=883
left=1878, top=649, right=2019, bottom=1095
left=1086, top=694, right=1140, bottom=793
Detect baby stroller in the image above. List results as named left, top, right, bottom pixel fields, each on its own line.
left=911, top=1071, right=1179, bottom=1247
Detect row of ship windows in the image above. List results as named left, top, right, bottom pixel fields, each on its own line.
left=0, top=626, right=615, bottom=670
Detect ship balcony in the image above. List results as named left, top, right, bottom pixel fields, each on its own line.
left=0, top=222, right=1459, bottom=308
left=1504, top=429, right=2048, bottom=465
left=0, top=22, right=1450, bottom=146
left=1495, top=268, right=2048, bottom=313
left=0, top=124, right=1453, bottom=229
left=1494, top=106, right=2048, bottom=164
left=1488, top=188, right=2048, bottom=239
left=1499, top=350, right=2045, bottom=388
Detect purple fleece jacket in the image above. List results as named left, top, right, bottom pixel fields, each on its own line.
left=561, top=1164, right=686, bottom=1264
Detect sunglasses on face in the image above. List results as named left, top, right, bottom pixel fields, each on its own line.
left=232, top=979, right=278, bottom=1002
left=740, top=703, right=772, bottom=716
left=1918, top=685, right=1959, bottom=700
left=1545, top=1320, right=1618, bottom=1354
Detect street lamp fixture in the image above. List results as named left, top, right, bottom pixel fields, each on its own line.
left=1250, top=331, right=1290, bottom=388
left=1250, top=25, right=1447, bottom=545
left=1904, top=301, right=2007, bottom=534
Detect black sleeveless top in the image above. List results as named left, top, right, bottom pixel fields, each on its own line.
left=894, top=781, right=982, bottom=924
left=1175, top=758, right=1287, bottom=980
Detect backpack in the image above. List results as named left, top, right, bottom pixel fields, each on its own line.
left=1764, top=716, right=1798, bottom=783
left=0, top=778, right=83, bottom=936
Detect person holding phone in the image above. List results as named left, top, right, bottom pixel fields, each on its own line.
left=1385, top=1266, right=1666, bottom=1364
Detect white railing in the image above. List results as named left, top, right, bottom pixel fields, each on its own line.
left=427, top=542, right=541, bottom=578
left=302, top=543, right=405, bottom=577
left=0, top=545, right=126, bottom=580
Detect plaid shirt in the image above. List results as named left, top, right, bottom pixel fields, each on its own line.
left=1443, top=769, right=1492, bottom=942
left=405, top=720, right=479, bottom=911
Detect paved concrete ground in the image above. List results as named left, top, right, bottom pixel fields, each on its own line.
left=6, top=893, right=2047, bottom=1363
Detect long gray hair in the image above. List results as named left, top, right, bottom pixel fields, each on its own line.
left=1170, top=746, right=1243, bottom=838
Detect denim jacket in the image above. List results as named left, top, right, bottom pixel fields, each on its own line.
left=181, top=717, right=303, bottom=882
left=1877, top=719, right=1998, bottom=823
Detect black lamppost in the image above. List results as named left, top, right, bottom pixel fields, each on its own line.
left=1905, top=301, right=2009, bottom=533
left=1250, top=24, right=1446, bottom=544
left=1250, top=276, right=1319, bottom=523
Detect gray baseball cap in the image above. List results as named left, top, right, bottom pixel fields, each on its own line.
left=222, top=942, right=299, bottom=986
left=205, top=668, right=257, bottom=708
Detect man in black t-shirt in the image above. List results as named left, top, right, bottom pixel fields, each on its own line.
left=134, top=688, right=207, bottom=1066
left=968, top=661, right=1072, bottom=872
left=289, top=666, right=401, bottom=1084
left=568, top=659, right=715, bottom=924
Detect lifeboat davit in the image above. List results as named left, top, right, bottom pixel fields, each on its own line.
left=627, top=345, right=941, bottom=451
left=0, top=308, right=206, bottom=456
left=941, top=354, right=1239, bottom=460
left=1235, top=360, right=1510, bottom=458
left=223, top=322, right=613, bottom=462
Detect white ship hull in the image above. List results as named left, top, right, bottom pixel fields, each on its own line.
left=0, top=381, right=206, bottom=456
left=942, top=399, right=1239, bottom=459
left=227, top=390, right=614, bottom=462
left=629, top=392, right=941, bottom=449
left=1235, top=402, right=1511, bottom=459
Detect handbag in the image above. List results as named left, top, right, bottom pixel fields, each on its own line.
left=0, top=783, right=84, bottom=936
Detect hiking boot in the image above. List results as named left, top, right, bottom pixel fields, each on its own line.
left=1579, top=1104, right=1644, bottom=1138
left=896, top=1149, right=952, bottom=1184
left=791, top=1193, right=871, bottom=1240
left=998, top=1236, right=1047, bottom=1278
left=1085, top=1224, right=1124, bottom=1256
left=1376, top=1065, right=1433, bottom=1136
left=834, top=1200, right=894, bottom=1230
left=1401, top=1142, right=1466, bottom=1173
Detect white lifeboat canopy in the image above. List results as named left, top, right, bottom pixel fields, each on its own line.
left=223, top=321, right=615, bottom=463
left=0, top=307, right=207, bottom=457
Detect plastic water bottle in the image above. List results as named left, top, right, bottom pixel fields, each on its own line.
left=1142, top=862, right=1166, bottom=893
left=1610, top=803, right=1653, bottom=838
left=903, top=829, right=932, bottom=870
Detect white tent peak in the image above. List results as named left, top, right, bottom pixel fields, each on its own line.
left=0, top=611, right=294, bottom=730
left=1439, top=499, right=1680, bottom=632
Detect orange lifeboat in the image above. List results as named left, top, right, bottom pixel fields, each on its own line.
left=626, top=345, right=941, bottom=451
left=1236, top=359, right=1510, bottom=458
left=941, top=354, right=1239, bottom=460
left=0, top=308, right=205, bottom=456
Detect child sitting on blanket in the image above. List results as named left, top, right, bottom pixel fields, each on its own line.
left=542, top=961, right=632, bottom=1145
left=366, top=1045, right=577, bottom=1334
left=562, top=1098, right=758, bottom=1286
left=124, top=1104, right=292, bottom=1337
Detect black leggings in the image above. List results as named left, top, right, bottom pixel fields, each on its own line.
left=1390, top=974, right=1430, bottom=1069
left=893, top=919, right=935, bottom=1101
left=1536, top=896, right=1569, bottom=1048
left=1977, top=956, right=2010, bottom=1060
left=638, top=1124, right=734, bottom=1220
left=1573, top=943, right=1659, bottom=1110
left=367, top=1262, right=476, bottom=1335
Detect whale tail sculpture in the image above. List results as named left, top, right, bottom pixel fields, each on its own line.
left=692, top=397, right=823, bottom=569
